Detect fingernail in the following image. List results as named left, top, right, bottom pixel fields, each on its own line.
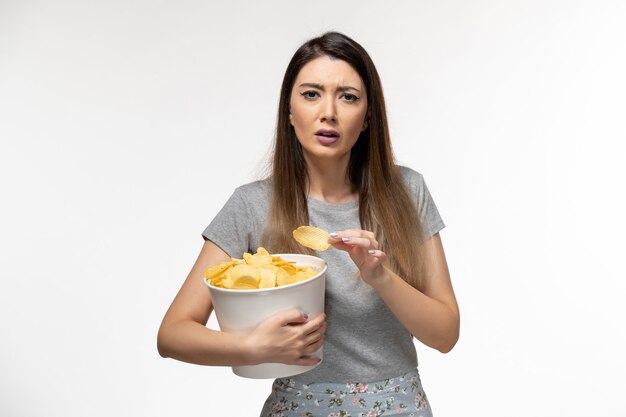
left=368, top=249, right=376, bottom=255
left=341, top=237, right=350, bottom=242
left=329, top=232, right=338, bottom=238
left=303, top=313, right=309, bottom=320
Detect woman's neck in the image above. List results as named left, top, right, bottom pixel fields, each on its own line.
left=303, top=155, right=358, bottom=204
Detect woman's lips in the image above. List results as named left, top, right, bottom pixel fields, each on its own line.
left=315, top=134, right=340, bottom=145
left=315, top=129, right=340, bottom=145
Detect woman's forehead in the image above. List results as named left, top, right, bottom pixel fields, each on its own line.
left=294, top=56, right=364, bottom=89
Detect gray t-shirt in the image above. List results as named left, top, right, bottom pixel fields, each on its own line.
left=203, top=166, right=445, bottom=382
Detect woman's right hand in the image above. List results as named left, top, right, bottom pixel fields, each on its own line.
left=243, top=309, right=326, bottom=366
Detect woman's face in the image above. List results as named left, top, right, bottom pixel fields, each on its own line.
left=289, top=56, right=368, bottom=164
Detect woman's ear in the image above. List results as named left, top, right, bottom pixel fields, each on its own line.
left=361, top=108, right=370, bottom=131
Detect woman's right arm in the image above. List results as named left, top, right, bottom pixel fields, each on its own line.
left=157, top=240, right=326, bottom=367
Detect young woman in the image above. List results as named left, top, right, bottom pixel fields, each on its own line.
left=158, top=32, right=459, bottom=416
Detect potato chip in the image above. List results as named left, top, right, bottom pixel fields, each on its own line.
left=258, top=266, right=278, bottom=288
left=279, top=263, right=297, bottom=276
left=243, top=247, right=272, bottom=267
left=276, top=268, right=297, bottom=287
left=296, top=269, right=315, bottom=281
left=214, top=268, right=234, bottom=289
left=232, top=276, right=260, bottom=289
left=292, top=226, right=331, bottom=251
left=231, top=264, right=260, bottom=281
left=204, top=247, right=318, bottom=290
left=204, top=259, right=237, bottom=280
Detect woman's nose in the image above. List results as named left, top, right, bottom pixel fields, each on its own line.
left=320, top=97, right=337, bottom=123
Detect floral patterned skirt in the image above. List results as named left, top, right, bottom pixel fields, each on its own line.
left=260, top=369, right=433, bottom=417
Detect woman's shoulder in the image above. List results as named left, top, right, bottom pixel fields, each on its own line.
left=397, top=165, right=425, bottom=187
left=232, top=177, right=272, bottom=202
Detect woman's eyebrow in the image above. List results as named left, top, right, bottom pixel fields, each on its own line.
left=298, top=82, right=361, bottom=93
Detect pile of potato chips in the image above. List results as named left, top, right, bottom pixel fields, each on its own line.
left=204, top=247, right=318, bottom=290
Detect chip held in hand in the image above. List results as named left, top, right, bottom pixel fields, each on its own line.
left=292, top=225, right=331, bottom=251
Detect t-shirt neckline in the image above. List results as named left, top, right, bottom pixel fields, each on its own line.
left=307, top=196, right=359, bottom=210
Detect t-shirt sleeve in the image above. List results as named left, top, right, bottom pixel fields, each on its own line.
left=403, top=167, right=445, bottom=239
left=418, top=175, right=445, bottom=239
left=202, top=187, right=253, bottom=258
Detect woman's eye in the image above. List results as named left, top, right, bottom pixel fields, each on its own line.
left=341, top=93, right=359, bottom=102
left=301, top=91, right=319, bottom=100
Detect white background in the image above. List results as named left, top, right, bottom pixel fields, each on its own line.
left=1, top=1, right=625, bottom=416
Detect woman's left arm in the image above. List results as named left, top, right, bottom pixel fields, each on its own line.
left=329, top=231, right=460, bottom=353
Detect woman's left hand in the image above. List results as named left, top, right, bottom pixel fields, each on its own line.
left=327, top=229, right=388, bottom=285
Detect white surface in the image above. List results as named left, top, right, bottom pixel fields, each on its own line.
left=1, top=1, right=625, bottom=416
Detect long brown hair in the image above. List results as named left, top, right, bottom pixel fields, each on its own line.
left=262, top=32, right=426, bottom=289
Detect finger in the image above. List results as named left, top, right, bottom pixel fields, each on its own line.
left=329, top=230, right=378, bottom=248
left=328, top=229, right=376, bottom=240
left=303, top=335, right=325, bottom=354
left=327, top=231, right=342, bottom=242
left=338, top=236, right=375, bottom=249
left=303, top=326, right=325, bottom=347
left=301, top=313, right=326, bottom=335
left=339, top=228, right=376, bottom=238
left=367, top=249, right=387, bottom=259
left=326, top=239, right=352, bottom=252
left=303, top=318, right=326, bottom=340
left=274, top=308, right=309, bottom=326
left=294, top=355, right=321, bottom=366
left=366, top=249, right=387, bottom=266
